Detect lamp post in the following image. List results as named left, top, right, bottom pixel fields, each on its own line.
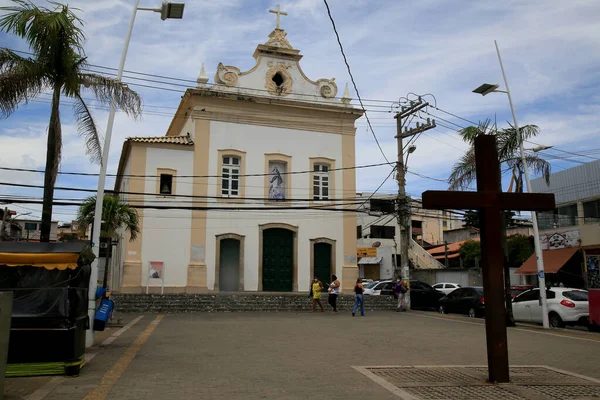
left=473, top=40, right=550, bottom=329
left=87, top=0, right=185, bottom=348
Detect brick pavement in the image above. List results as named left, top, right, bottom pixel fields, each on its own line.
left=4, top=310, right=600, bottom=399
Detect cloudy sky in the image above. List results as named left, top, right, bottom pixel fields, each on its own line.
left=1, top=0, right=599, bottom=224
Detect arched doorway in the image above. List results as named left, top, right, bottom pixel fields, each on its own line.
left=215, top=233, right=245, bottom=292
left=261, top=227, right=295, bottom=292
left=310, top=238, right=336, bottom=285
left=313, top=242, right=332, bottom=283
left=219, top=239, right=240, bottom=292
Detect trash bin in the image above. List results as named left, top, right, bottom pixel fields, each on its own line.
left=93, top=298, right=114, bottom=331
left=0, top=292, right=13, bottom=397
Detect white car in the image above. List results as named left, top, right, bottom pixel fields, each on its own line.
left=363, top=280, right=393, bottom=295
left=512, top=287, right=589, bottom=328
left=432, top=282, right=461, bottom=295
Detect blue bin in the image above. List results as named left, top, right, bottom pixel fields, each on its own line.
left=93, top=299, right=114, bottom=331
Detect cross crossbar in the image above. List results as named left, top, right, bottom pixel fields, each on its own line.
left=422, top=191, right=555, bottom=211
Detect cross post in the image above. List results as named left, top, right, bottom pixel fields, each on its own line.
left=269, top=4, right=288, bottom=30
left=421, top=135, right=555, bottom=383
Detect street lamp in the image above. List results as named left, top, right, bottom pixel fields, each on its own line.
left=87, top=0, right=185, bottom=348
left=473, top=40, right=550, bottom=329
left=529, top=145, right=553, bottom=153
left=404, top=145, right=417, bottom=171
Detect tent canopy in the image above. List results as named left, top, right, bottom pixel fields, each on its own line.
left=0, top=241, right=89, bottom=270
left=515, top=247, right=579, bottom=275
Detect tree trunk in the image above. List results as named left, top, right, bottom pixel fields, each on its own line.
left=40, top=83, right=62, bottom=242
left=103, top=239, right=112, bottom=288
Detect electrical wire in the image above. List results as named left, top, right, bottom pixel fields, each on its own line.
left=322, top=0, right=391, bottom=165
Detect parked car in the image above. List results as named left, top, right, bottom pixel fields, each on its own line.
left=510, top=285, right=534, bottom=299
left=378, top=280, right=445, bottom=310
left=438, top=287, right=485, bottom=318
left=512, top=287, right=590, bottom=329
left=432, top=282, right=461, bottom=295
left=363, top=280, right=391, bottom=296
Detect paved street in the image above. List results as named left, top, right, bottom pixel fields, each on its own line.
left=5, top=310, right=600, bottom=399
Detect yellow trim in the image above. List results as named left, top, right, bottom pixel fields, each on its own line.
left=309, top=157, right=336, bottom=206
left=341, top=133, right=358, bottom=293
left=217, top=149, right=247, bottom=203
left=122, top=144, right=146, bottom=288
left=188, top=119, right=210, bottom=290
left=156, top=168, right=177, bottom=197
left=264, top=153, right=292, bottom=206
left=1, top=253, right=79, bottom=270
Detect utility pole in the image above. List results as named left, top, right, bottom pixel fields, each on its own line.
left=444, top=241, right=449, bottom=268
left=394, top=98, right=436, bottom=310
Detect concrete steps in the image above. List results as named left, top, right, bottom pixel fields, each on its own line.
left=112, top=293, right=397, bottom=313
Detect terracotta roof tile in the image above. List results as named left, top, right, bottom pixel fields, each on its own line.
left=126, top=135, right=194, bottom=145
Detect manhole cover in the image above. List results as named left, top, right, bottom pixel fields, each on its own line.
left=352, top=365, right=600, bottom=400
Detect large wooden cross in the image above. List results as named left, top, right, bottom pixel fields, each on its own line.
left=422, top=135, right=555, bottom=383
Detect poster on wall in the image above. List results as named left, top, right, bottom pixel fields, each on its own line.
left=588, top=255, right=600, bottom=289
left=146, top=261, right=165, bottom=294
left=539, top=230, right=580, bottom=250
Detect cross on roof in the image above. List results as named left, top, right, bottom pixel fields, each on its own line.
left=269, top=4, right=288, bottom=30
left=421, top=135, right=555, bottom=384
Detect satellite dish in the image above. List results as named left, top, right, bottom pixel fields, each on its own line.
left=372, top=241, right=381, bottom=248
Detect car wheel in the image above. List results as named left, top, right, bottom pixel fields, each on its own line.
left=468, top=308, right=477, bottom=318
left=439, top=305, right=445, bottom=314
left=549, top=312, right=565, bottom=328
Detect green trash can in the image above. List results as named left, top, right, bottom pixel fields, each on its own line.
left=0, top=291, right=13, bottom=399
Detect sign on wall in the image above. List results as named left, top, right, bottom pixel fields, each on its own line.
left=540, top=230, right=580, bottom=250
left=357, top=247, right=377, bottom=257
left=146, top=261, right=165, bottom=294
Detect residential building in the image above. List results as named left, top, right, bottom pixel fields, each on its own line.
left=443, top=224, right=534, bottom=244
left=355, top=193, right=455, bottom=280
left=57, top=221, right=87, bottom=240
left=11, top=218, right=58, bottom=242
left=113, top=15, right=362, bottom=293
left=516, top=160, right=600, bottom=289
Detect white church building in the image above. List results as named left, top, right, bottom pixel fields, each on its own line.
left=114, top=8, right=363, bottom=294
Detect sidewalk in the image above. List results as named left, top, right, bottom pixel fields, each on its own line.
left=4, top=310, right=600, bottom=399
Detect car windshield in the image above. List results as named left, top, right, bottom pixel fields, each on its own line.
left=364, top=281, right=379, bottom=289
left=510, top=289, right=523, bottom=296
left=563, top=290, right=588, bottom=301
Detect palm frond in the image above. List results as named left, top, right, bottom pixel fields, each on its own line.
left=0, top=49, right=47, bottom=117
left=498, top=124, right=540, bottom=159
left=73, top=93, right=102, bottom=164
left=448, top=146, right=476, bottom=190
left=76, top=195, right=140, bottom=242
left=80, top=73, right=142, bottom=119
left=0, top=0, right=85, bottom=58
left=522, top=153, right=551, bottom=186
left=457, top=119, right=493, bottom=145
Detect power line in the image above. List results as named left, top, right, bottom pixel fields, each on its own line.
left=0, top=161, right=392, bottom=180
left=322, top=0, right=391, bottom=165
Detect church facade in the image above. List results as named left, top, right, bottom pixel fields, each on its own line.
left=113, top=15, right=363, bottom=294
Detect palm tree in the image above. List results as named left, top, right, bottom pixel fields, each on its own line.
left=77, top=195, right=140, bottom=287
left=0, top=1, right=142, bottom=242
left=448, top=120, right=551, bottom=326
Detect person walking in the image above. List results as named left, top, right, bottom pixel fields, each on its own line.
left=352, top=278, right=365, bottom=317
left=328, top=274, right=340, bottom=314
left=311, top=276, right=325, bottom=313
left=395, top=279, right=408, bottom=312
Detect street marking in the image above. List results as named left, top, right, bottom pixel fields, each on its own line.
left=83, top=315, right=164, bottom=400
left=100, top=315, right=145, bottom=346
left=24, top=315, right=145, bottom=400
left=352, top=366, right=419, bottom=400
left=25, top=377, right=65, bottom=400
left=410, top=312, right=600, bottom=343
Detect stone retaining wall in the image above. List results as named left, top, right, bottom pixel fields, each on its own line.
left=112, top=293, right=398, bottom=313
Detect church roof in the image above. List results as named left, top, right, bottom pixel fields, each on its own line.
left=126, top=135, right=194, bottom=145
left=192, top=5, right=355, bottom=108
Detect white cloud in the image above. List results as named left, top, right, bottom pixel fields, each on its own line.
left=1, top=0, right=600, bottom=223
